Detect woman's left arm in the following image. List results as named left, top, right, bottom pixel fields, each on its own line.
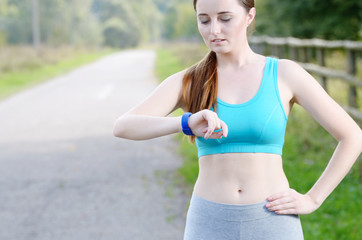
left=266, top=59, right=362, bottom=215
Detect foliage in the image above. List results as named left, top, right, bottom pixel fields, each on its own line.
left=256, top=0, right=362, bottom=40
left=155, top=43, right=362, bottom=240
left=0, top=0, right=102, bottom=46
left=162, top=1, right=200, bottom=40
left=97, top=0, right=161, bottom=48
left=0, top=0, right=195, bottom=46
left=0, top=0, right=162, bottom=48
left=2, top=0, right=361, bottom=48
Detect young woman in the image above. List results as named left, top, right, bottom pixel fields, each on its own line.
left=113, top=0, right=362, bottom=239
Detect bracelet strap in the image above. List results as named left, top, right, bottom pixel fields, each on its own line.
left=181, top=112, right=194, bottom=136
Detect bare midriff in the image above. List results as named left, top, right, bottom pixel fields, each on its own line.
left=193, top=152, right=290, bottom=205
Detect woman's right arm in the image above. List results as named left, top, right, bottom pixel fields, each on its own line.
left=113, top=70, right=228, bottom=141
left=113, top=71, right=186, bottom=140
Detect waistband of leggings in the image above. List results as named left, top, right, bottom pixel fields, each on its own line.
left=189, top=193, right=276, bottom=222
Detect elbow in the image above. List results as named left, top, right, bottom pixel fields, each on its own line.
left=340, top=128, right=362, bottom=152
left=358, top=130, right=362, bottom=152
left=113, top=117, right=127, bottom=138
left=352, top=128, right=362, bottom=151
left=113, top=126, right=122, bottom=138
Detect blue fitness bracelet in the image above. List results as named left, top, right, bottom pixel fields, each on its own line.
left=181, top=112, right=194, bottom=136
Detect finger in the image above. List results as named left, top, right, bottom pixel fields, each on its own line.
left=212, top=114, right=219, bottom=130
left=267, top=202, right=295, bottom=212
left=220, top=120, right=228, bottom=137
left=205, top=125, right=215, bottom=139
left=204, top=115, right=216, bottom=139
left=215, top=117, right=221, bottom=130
left=217, top=131, right=224, bottom=138
left=274, top=209, right=297, bottom=215
left=208, top=130, right=224, bottom=139
left=208, top=112, right=219, bottom=129
left=267, top=190, right=290, bottom=201
left=265, top=197, right=293, bottom=208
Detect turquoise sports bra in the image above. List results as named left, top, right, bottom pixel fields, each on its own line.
left=195, top=57, right=288, bottom=158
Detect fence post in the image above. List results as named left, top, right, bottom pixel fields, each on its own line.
left=347, top=50, right=358, bottom=108
left=277, top=45, right=285, bottom=59
left=290, top=47, right=298, bottom=61
left=271, top=45, right=278, bottom=57
left=317, top=48, right=327, bottom=91
left=300, top=47, right=309, bottom=62
left=257, top=42, right=266, bottom=55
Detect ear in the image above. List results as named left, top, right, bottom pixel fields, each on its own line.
left=247, top=7, right=256, bottom=26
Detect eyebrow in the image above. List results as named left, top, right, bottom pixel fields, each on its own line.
left=198, top=11, right=233, bottom=16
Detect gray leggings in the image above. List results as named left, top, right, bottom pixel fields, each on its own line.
left=184, top=194, right=304, bottom=240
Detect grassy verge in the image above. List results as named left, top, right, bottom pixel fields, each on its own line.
left=155, top=42, right=361, bottom=240
left=0, top=46, right=115, bottom=100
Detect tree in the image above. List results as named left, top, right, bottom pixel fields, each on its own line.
left=1, top=0, right=102, bottom=46
left=32, top=0, right=40, bottom=51
left=97, top=0, right=161, bottom=48
left=256, top=0, right=362, bottom=40
left=173, top=3, right=199, bottom=40
left=0, top=0, right=19, bottom=46
left=161, top=0, right=200, bottom=40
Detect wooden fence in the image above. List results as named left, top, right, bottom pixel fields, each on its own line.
left=249, top=36, right=362, bottom=123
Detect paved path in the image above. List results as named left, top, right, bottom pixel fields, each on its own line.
left=0, top=50, right=188, bottom=240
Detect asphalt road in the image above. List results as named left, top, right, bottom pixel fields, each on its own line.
left=0, top=50, right=188, bottom=240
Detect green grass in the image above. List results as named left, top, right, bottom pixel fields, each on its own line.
left=0, top=46, right=115, bottom=100
left=154, top=48, right=185, bottom=81
left=155, top=42, right=362, bottom=239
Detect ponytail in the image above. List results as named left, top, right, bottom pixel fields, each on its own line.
left=182, top=51, right=218, bottom=142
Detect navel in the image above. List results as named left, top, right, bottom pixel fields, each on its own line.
left=237, top=189, right=243, bottom=193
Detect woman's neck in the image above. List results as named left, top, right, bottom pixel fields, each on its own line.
left=216, top=42, right=258, bottom=69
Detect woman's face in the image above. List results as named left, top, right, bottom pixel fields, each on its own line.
left=195, top=0, right=254, bottom=54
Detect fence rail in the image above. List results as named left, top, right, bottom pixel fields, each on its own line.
left=249, top=36, right=362, bottom=122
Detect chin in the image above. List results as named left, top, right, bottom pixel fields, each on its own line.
left=210, top=46, right=232, bottom=54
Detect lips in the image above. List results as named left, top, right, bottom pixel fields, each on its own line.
left=212, top=39, right=225, bottom=43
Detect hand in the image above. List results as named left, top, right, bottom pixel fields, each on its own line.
left=265, top=188, right=321, bottom=215
left=188, top=109, right=228, bottom=139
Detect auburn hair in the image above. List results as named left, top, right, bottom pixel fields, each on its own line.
left=183, top=0, right=255, bottom=142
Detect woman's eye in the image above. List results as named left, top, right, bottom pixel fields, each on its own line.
left=220, top=17, right=231, bottom=22
left=199, top=19, right=209, bottom=24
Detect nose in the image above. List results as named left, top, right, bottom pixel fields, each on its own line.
left=210, top=20, right=221, bottom=35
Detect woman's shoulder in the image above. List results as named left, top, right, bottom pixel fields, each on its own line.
left=276, top=57, right=323, bottom=100
left=277, top=58, right=301, bottom=72
left=276, top=58, right=308, bottom=83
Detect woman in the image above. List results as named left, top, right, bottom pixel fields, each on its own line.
left=113, top=0, right=362, bottom=239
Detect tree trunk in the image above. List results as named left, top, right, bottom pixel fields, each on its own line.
left=32, top=0, right=40, bottom=54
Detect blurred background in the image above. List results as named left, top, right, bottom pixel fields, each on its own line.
left=0, top=0, right=361, bottom=239
left=1, top=0, right=361, bottom=99
left=1, top=0, right=361, bottom=49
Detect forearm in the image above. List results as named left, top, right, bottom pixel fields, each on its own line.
left=307, top=134, right=362, bottom=206
left=113, top=114, right=182, bottom=140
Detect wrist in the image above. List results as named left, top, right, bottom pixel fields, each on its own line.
left=306, top=191, right=324, bottom=207
left=176, top=116, right=183, bottom=133
left=181, top=112, right=194, bottom=136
